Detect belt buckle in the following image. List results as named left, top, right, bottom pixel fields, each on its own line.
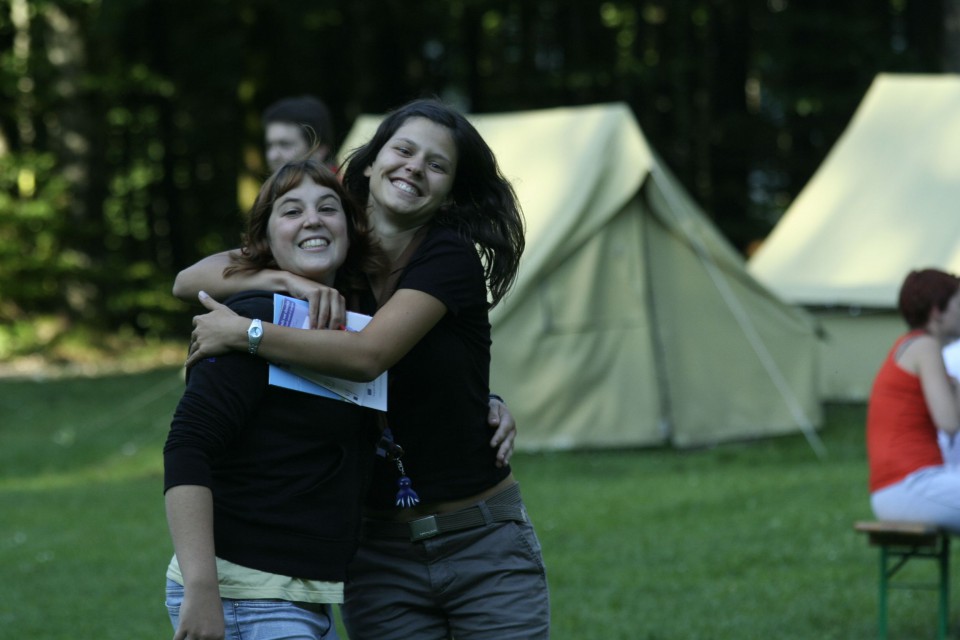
left=409, top=515, right=440, bottom=541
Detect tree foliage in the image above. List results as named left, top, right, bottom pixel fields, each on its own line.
left=0, top=0, right=943, bottom=357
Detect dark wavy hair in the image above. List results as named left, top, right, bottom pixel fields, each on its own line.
left=341, top=98, right=524, bottom=307
left=225, top=158, right=382, bottom=294
left=898, top=268, right=960, bottom=329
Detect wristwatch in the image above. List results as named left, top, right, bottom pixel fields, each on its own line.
left=247, top=319, right=263, bottom=355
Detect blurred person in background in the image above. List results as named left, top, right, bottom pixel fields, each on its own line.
left=867, top=268, right=960, bottom=532
left=263, top=95, right=337, bottom=172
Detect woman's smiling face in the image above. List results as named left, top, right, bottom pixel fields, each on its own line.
left=267, top=177, right=349, bottom=285
left=363, top=117, right=458, bottom=229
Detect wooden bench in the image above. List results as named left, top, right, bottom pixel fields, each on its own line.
left=854, top=520, right=951, bottom=639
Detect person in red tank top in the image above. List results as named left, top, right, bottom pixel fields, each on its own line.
left=868, top=268, right=960, bottom=531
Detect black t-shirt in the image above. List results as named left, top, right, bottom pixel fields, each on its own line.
left=364, top=227, right=511, bottom=509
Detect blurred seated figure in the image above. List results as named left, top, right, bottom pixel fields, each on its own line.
left=867, top=268, right=960, bottom=531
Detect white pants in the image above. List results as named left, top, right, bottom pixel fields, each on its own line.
left=871, top=465, right=960, bottom=533
left=939, top=430, right=960, bottom=467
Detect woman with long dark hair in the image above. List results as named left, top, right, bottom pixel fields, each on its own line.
left=180, top=98, right=550, bottom=639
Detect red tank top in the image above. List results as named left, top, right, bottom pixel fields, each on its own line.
left=866, top=330, right=944, bottom=492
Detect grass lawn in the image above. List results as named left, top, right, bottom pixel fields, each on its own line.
left=0, top=367, right=950, bottom=638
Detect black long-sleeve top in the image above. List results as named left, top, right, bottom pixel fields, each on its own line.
left=163, top=291, right=377, bottom=582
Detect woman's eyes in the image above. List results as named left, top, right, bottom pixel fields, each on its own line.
left=390, top=145, right=448, bottom=173
left=281, top=205, right=340, bottom=216
left=280, top=210, right=341, bottom=218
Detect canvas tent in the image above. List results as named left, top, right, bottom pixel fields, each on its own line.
left=339, top=103, right=823, bottom=450
left=748, top=73, right=960, bottom=401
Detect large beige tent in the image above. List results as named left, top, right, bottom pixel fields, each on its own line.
left=748, top=74, right=960, bottom=401
left=340, top=103, right=823, bottom=450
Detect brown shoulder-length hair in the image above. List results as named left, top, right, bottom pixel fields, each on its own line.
left=898, top=268, right=960, bottom=329
left=225, top=157, right=383, bottom=294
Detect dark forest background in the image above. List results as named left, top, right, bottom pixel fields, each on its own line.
left=1, top=0, right=956, bottom=360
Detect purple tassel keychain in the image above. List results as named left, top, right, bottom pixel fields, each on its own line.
left=376, top=428, right=420, bottom=508
left=393, top=459, right=420, bottom=508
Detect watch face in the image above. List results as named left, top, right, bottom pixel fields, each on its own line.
left=250, top=326, right=263, bottom=338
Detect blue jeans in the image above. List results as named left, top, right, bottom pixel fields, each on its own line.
left=165, top=580, right=338, bottom=640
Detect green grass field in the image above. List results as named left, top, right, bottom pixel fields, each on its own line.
left=0, top=367, right=951, bottom=638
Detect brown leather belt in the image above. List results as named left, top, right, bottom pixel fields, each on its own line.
left=361, top=482, right=526, bottom=542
